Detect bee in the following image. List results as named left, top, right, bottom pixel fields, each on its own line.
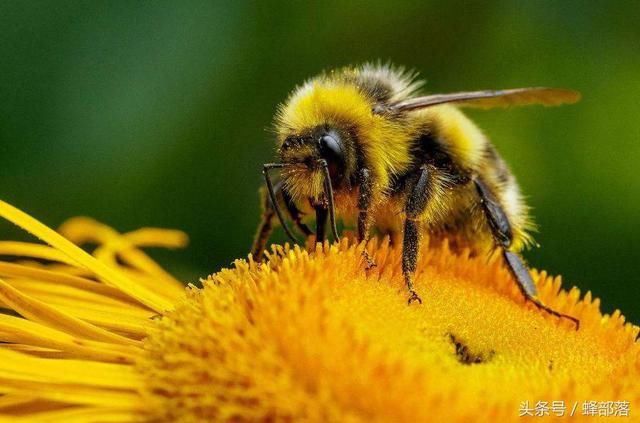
left=251, top=63, right=580, bottom=328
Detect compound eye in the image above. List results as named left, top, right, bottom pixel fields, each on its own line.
left=318, top=132, right=346, bottom=180
left=319, top=134, right=343, bottom=162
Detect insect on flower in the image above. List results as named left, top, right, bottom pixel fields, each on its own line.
left=251, top=63, right=580, bottom=328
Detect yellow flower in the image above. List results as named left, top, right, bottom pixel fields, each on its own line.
left=0, top=198, right=637, bottom=422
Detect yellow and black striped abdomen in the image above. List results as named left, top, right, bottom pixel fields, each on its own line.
left=390, top=105, right=535, bottom=252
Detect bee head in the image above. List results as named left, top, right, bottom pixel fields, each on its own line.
left=278, top=126, right=353, bottom=201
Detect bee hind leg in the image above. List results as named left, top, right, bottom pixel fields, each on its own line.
left=503, top=250, right=580, bottom=329
left=473, top=177, right=580, bottom=329
left=251, top=206, right=274, bottom=261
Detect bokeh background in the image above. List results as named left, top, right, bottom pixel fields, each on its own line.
left=1, top=2, right=638, bottom=322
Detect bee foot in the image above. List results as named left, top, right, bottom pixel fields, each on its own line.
left=407, top=290, right=422, bottom=305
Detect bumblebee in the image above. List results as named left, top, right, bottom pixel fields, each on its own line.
left=251, top=63, right=580, bottom=327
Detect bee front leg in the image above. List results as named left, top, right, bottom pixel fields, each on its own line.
left=251, top=183, right=312, bottom=261
left=402, top=165, right=433, bottom=305
left=315, top=205, right=328, bottom=244
left=282, top=188, right=313, bottom=238
left=473, top=177, right=580, bottom=329
left=357, top=168, right=376, bottom=268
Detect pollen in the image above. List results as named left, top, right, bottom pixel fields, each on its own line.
left=0, top=199, right=637, bottom=422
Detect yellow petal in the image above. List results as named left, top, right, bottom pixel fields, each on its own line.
left=0, top=315, right=139, bottom=363
left=5, top=406, right=142, bottom=423
left=0, top=262, right=144, bottom=303
left=0, top=278, right=140, bottom=346
left=0, top=200, right=175, bottom=312
left=0, top=349, right=141, bottom=389
left=0, top=242, right=76, bottom=265
left=0, top=382, right=142, bottom=409
left=59, top=217, right=186, bottom=299
left=2, top=278, right=153, bottom=319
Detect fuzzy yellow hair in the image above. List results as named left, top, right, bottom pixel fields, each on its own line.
left=276, top=81, right=416, bottom=194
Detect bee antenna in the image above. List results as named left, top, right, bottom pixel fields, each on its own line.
left=319, top=159, right=340, bottom=241
left=263, top=163, right=300, bottom=245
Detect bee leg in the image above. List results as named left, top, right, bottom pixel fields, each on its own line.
left=251, top=183, right=312, bottom=261
left=251, top=186, right=276, bottom=261
left=282, top=188, right=313, bottom=237
left=357, top=168, right=376, bottom=269
left=474, top=178, right=580, bottom=329
left=315, top=205, right=328, bottom=244
left=402, top=165, right=433, bottom=305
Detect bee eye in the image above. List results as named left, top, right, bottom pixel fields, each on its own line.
left=318, top=132, right=346, bottom=179
left=318, top=134, right=343, bottom=159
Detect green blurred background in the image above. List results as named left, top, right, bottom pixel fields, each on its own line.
left=1, top=1, right=638, bottom=322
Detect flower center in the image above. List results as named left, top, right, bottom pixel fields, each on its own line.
left=140, top=238, right=638, bottom=422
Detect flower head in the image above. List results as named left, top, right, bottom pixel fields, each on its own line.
left=0, top=199, right=637, bottom=422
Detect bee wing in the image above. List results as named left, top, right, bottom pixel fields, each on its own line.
left=389, top=88, right=581, bottom=112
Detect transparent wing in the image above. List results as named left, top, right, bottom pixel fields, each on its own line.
left=389, top=87, right=581, bottom=112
